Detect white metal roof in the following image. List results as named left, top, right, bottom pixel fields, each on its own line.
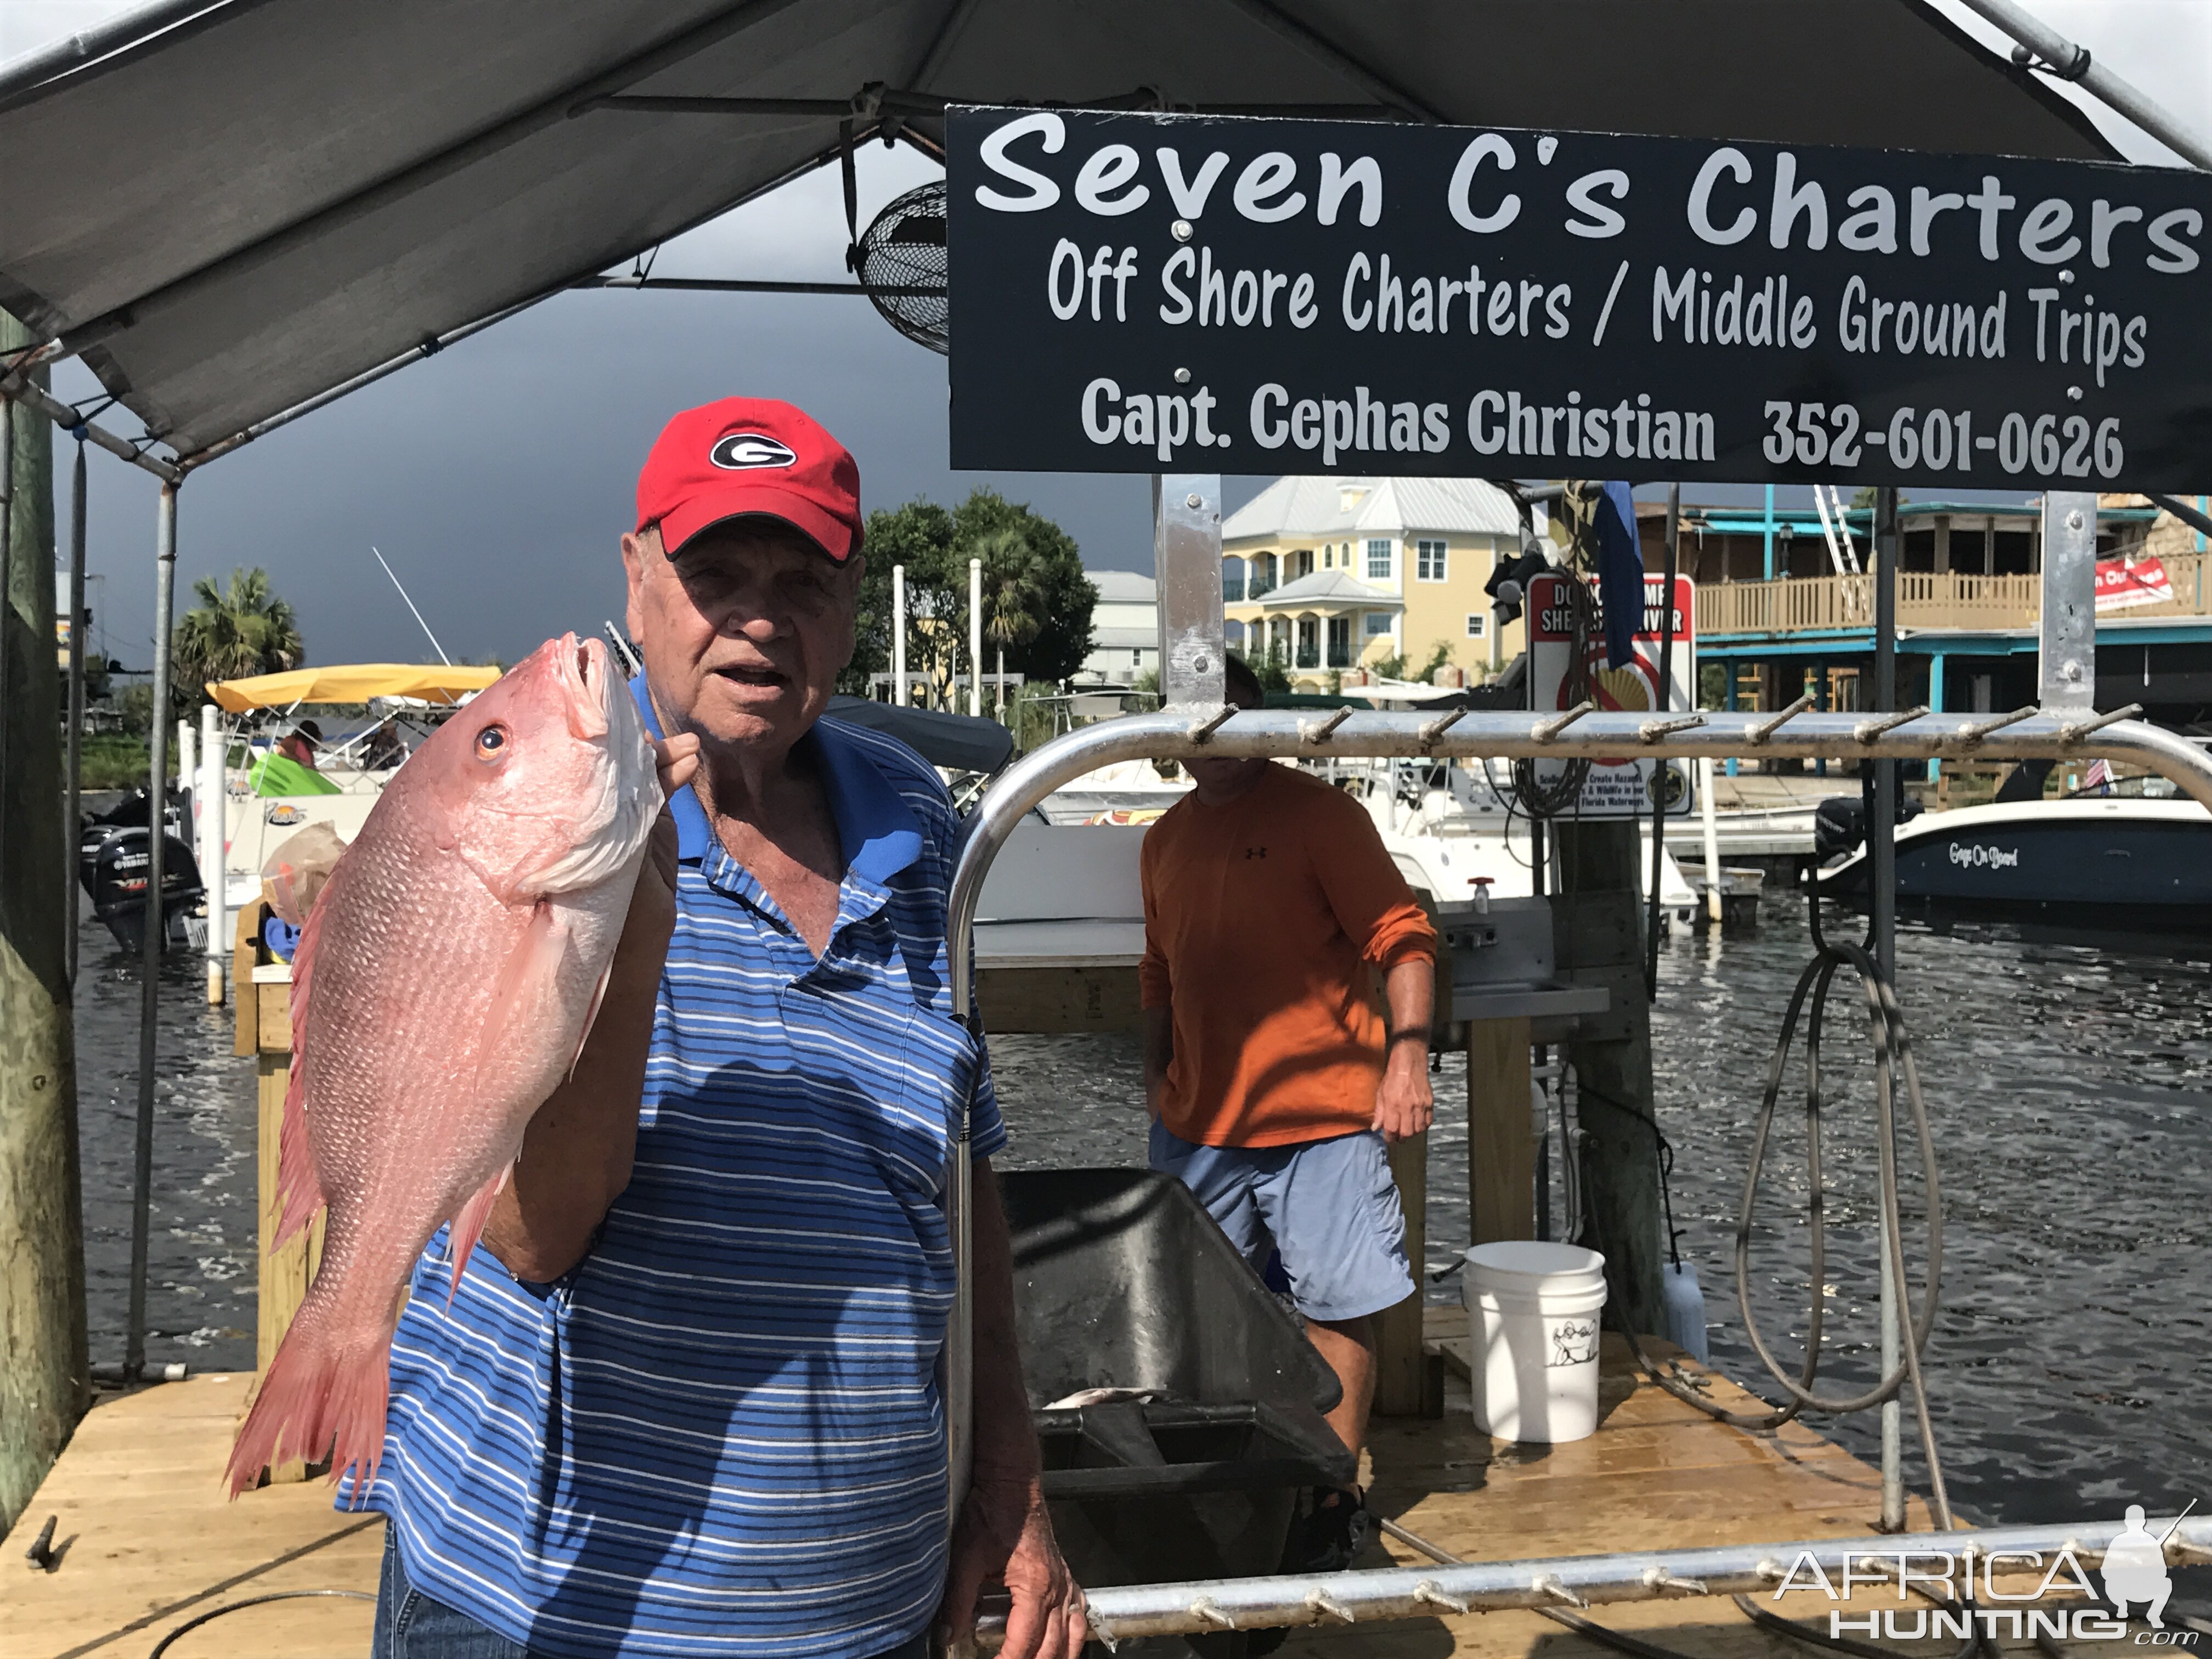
left=1224, top=476, right=1524, bottom=544
left=1087, top=570, right=1157, bottom=603
left=0, top=0, right=2119, bottom=468
left=1251, top=568, right=1401, bottom=610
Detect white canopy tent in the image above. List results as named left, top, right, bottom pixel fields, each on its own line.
left=0, top=0, right=2149, bottom=471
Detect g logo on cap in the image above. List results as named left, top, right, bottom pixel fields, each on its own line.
left=709, top=433, right=798, bottom=470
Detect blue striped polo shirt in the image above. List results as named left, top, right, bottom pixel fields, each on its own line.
left=353, top=682, right=1004, bottom=1658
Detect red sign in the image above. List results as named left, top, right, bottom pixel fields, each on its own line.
left=1527, top=573, right=1697, bottom=817
left=2095, top=556, right=2173, bottom=612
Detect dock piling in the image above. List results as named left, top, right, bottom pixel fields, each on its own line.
left=0, top=329, right=90, bottom=1538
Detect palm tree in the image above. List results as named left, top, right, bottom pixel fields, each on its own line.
left=173, top=567, right=304, bottom=698
left=972, top=529, right=1048, bottom=720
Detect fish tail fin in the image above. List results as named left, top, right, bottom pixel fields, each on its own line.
left=225, top=1296, right=393, bottom=1502
left=442, top=1164, right=511, bottom=1303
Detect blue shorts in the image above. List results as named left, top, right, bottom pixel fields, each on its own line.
left=1148, top=1121, right=1414, bottom=1323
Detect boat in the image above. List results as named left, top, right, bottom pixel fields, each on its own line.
left=1344, top=755, right=1701, bottom=923
left=1818, top=771, right=2212, bottom=934
left=76, top=787, right=205, bottom=955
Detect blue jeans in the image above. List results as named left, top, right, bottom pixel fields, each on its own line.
left=373, top=1528, right=932, bottom=1659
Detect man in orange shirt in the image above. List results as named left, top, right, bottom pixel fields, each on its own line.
left=1138, top=653, right=1436, bottom=1570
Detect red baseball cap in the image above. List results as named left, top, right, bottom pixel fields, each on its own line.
left=634, top=397, right=863, bottom=562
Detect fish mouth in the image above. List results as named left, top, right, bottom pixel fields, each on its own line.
left=556, top=633, right=612, bottom=741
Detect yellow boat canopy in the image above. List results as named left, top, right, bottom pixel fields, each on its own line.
left=206, top=663, right=500, bottom=713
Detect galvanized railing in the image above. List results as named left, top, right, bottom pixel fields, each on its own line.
left=973, top=1515, right=2212, bottom=1645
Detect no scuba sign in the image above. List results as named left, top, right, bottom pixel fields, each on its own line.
left=944, top=108, right=2212, bottom=488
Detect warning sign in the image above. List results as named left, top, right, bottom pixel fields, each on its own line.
left=1527, top=572, right=1696, bottom=819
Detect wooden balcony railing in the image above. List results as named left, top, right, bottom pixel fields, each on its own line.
left=1697, top=552, right=2212, bottom=636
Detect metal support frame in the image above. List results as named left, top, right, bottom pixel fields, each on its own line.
left=1948, top=0, right=2212, bottom=170
left=2039, top=492, right=2099, bottom=711
left=0, top=370, right=181, bottom=484
left=1152, top=475, right=1226, bottom=708
left=970, top=1514, right=2211, bottom=1644
left=1871, top=486, right=1904, bottom=1532
left=126, top=481, right=178, bottom=1378
left=65, top=438, right=87, bottom=986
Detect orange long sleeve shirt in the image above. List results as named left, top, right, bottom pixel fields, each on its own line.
left=1138, top=763, right=1437, bottom=1148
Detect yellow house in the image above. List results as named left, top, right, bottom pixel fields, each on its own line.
left=1220, top=477, right=1527, bottom=690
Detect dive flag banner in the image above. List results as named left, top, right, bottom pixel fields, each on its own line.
left=944, top=108, right=2212, bottom=489
left=1527, top=572, right=1696, bottom=819
left=2094, top=554, right=2174, bottom=611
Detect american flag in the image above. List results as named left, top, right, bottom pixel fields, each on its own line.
left=2084, top=758, right=2114, bottom=794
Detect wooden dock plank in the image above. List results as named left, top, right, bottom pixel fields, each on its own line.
left=1, top=1373, right=381, bottom=1659
left=7, top=1318, right=2024, bottom=1659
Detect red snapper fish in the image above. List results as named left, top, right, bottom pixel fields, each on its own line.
left=226, top=633, right=661, bottom=1497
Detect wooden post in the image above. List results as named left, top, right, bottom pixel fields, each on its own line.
left=1372, top=1131, right=1437, bottom=1417
left=1466, top=1017, right=1534, bottom=1244
left=1553, top=822, right=1667, bottom=1338
left=0, top=317, right=90, bottom=1536
left=234, top=901, right=324, bottom=1481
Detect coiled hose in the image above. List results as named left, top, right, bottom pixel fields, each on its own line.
left=1621, top=879, right=1955, bottom=1530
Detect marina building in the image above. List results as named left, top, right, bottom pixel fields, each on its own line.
left=1075, top=569, right=1161, bottom=686
left=1219, top=476, right=1528, bottom=691
left=1653, top=493, right=2212, bottom=732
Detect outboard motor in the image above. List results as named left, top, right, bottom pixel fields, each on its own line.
left=83, top=825, right=205, bottom=955
left=1814, top=774, right=1927, bottom=863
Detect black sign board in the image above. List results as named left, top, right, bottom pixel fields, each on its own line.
left=946, top=108, right=2211, bottom=488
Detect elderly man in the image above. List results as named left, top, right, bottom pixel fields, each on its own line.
left=1139, top=652, right=1435, bottom=1573
left=361, top=399, right=1082, bottom=1659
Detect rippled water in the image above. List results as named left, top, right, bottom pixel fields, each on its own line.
left=74, top=913, right=261, bottom=1372
left=76, top=897, right=2212, bottom=1528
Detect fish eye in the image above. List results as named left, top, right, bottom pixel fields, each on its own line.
left=475, top=724, right=510, bottom=760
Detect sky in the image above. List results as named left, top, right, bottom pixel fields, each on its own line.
left=4, top=0, right=2209, bottom=672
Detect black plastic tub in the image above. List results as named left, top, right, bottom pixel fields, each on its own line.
left=1001, top=1169, right=1356, bottom=1654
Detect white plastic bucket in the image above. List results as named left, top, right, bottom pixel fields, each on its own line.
left=1462, top=1241, right=1609, bottom=1443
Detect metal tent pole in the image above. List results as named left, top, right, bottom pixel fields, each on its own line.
left=968, top=556, right=983, bottom=718
left=893, top=563, right=908, bottom=706
left=1871, top=486, right=1904, bottom=1531
left=65, top=438, right=86, bottom=986
left=1646, top=484, right=1680, bottom=992
left=201, top=701, right=225, bottom=1005
left=1948, top=0, right=2212, bottom=170
left=126, top=482, right=178, bottom=1381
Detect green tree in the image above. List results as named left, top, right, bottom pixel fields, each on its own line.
left=844, top=489, right=1096, bottom=701
left=847, top=500, right=960, bottom=701
left=172, top=566, right=303, bottom=704
left=974, top=528, right=1048, bottom=718
left=1848, top=487, right=1908, bottom=512
left=950, top=490, right=1094, bottom=689
left=1249, top=644, right=1291, bottom=695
